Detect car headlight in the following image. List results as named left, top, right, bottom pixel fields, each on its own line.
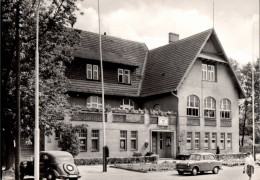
left=187, top=163, right=190, bottom=167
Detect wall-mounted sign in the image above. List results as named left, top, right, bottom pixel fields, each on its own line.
left=158, top=116, right=169, bottom=126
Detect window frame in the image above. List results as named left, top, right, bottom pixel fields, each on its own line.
left=195, top=132, right=200, bottom=150
left=120, top=130, right=127, bottom=151
left=86, top=64, right=99, bottom=80
left=220, top=133, right=225, bottom=150
left=159, top=133, right=163, bottom=150
left=78, top=129, right=87, bottom=152
left=227, top=133, right=232, bottom=150
left=186, top=132, right=192, bottom=150
left=204, top=132, right=209, bottom=150
left=91, top=129, right=99, bottom=151
left=202, top=63, right=216, bottom=82
left=87, top=96, right=102, bottom=109
left=118, top=68, right=131, bottom=84
left=220, top=99, right=231, bottom=119
left=130, top=131, right=138, bottom=150
left=187, top=95, right=200, bottom=117
left=204, top=97, right=216, bottom=118
left=120, top=98, right=134, bottom=110
left=211, top=132, right=217, bottom=150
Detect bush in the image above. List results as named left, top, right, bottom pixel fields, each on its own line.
left=74, top=155, right=159, bottom=165
left=145, top=152, right=154, bottom=156
left=133, top=152, right=142, bottom=157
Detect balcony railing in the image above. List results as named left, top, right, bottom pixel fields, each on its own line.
left=113, top=113, right=144, bottom=124
left=204, top=118, right=217, bottom=126
left=220, top=119, right=232, bottom=127
left=187, top=118, right=200, bottom=126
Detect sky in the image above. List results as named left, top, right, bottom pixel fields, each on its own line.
left=74, top=0, right=259, bottom=65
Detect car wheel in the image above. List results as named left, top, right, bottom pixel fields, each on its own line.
left=69, top=178, right=78, bottom=180
left=178, top=171, right=184, bottom=175
left=212, top=166, right=219, bottom=174
left=191, top=167, right=198, bottom=176
left=46, top=171, right=56, bottom=180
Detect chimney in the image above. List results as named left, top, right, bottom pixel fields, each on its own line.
left=169, top=32, right=179, bottom=43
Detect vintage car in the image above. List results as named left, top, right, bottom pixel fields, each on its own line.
left=175, top=152, right=222, bottom=176
left=20, top=151, right=81, bottom=180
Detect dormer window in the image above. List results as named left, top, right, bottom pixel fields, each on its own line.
left=120, top=98, right=134, bottom=110
left=202, top=64, right=215, bottom=81
left=87, top=64, right=99, bottom=80
left=118, top=69, right=131, bottom=84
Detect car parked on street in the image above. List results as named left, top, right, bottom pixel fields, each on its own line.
left=20, top=151, right=81, bottom=180
left=175, top=152, right=222, bottom=176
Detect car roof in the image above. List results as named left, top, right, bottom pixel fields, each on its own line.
left=190, top=152, right=215, bottom=156
left=40, top=151, right=73, bottom=156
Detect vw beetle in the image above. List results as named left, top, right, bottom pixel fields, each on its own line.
left=175, top=152, right=222, bottom=176
left=20, top=151, right=81, bottom=180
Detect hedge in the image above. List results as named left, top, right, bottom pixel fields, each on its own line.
left=74, top=155, right=159, bottom=165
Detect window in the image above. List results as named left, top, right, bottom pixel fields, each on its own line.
left=211, top=133, right=217, bottom=150
left=220, top=133, right=225, bottom=150
left=86, top=64, right=99, bottom=80
left=79, top=129, right=87, bottom=151
left=205, top=155, right=215, bottom=160
left=202, top=63, right=215, bottom=81
left=204, top=97, right=216, bottom=118
left=187, top=132, right=192, bottom=150
left=187, top=95, right=200, bottom=117
left=131, top=131, right=138, bottom=150
left=159, top=133, right=163, bottom=149
left=87, top=96, right=102, bottom=109
left=227, top=133, right=232, bottom=149
left=91, top=130, right=99, bottom=151
left=195, top=132, right=200, bottom=149
left=55, top=130, right=60, bottom=140
left=204, top=132, right=209, bottom=149
left=120, top=131, right=127, bottom=150
left=118, top=69, right=131, bottom=84
left=220, top=99, right=231, bottom=119
left=120, top=98, right=134, bottom=110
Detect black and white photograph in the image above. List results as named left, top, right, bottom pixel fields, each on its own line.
left=1, top=0, right=259, bottom=180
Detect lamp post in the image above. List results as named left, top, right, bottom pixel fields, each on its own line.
left=97, top=0, right=107, bottom=172
left=34, top=1, right=40, bottom=179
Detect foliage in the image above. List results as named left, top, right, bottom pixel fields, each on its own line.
left=2, top=0, right=83, bottom=169
left=56, top=123, right=87, bottom=157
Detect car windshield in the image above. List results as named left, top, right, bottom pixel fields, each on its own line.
left=189, top=154, right=201, bottom=160
left=54, top=155, right=74, bottom=163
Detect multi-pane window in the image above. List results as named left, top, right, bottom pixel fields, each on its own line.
left=204, top=97, right=216, bottom=118
left=220, top=133, right=225, bottom=150
left=187, top=132, right=192, bottom=150
left=220, top=99, right=231, bottom=119
left=86, top=64, right=99, bottom=80
left=211, top=133, right=217, bottom=150
left=120, top=98, right=134, bottom=110
left=79, top=129, right=87, bottom=151
left=118, top=69, right=131, bottom=84
left=131, top=131, right=138, bottom=150
left=202, top=64, right=215, bottom=81
left=187, top=95, right=200, bottom=117
left=195, top=132, right=200, bottom=149
left=87, top=96, right=102, bottom=109
left=204, top=132, right=209, bottom=149
left=227, top=133, right=232, bottom=149
left=120, top=131, right=127, bottom=150
left=91, top=130, right=99, bottom=151
left=159, top=133, right=163, bottom=149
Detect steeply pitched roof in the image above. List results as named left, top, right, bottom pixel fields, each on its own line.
left=141, top=29, right=213, bottom=96
left=74, top=30, right=148, bottom=67
left=141, top=29, right=245, bottom=98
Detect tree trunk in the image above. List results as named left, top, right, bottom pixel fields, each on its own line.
left=2, top=132, right=15, bottom=170
left=241, top=100, right=248, bottom=147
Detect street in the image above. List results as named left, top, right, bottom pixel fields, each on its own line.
left=77, top=165, right=260, bottom=180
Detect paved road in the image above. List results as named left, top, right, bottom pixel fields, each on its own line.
left=78, top=165, right=260, bottom=180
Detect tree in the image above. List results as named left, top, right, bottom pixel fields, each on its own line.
left=2, top=0, right=83, bottom=170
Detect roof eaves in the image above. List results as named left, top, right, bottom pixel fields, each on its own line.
left=137, top=50, right=149, bottom=96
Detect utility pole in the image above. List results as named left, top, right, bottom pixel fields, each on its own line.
left=34, top=1, right=40, bottom=179
left=97, top=0, right=107, bottom=172
left=15, top=0, right=21, bottom=179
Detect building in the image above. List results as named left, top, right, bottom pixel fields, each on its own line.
left=44, top=29, right=245, bottom=158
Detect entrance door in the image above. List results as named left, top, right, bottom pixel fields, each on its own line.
left=152, top=132, right=157, bottom=154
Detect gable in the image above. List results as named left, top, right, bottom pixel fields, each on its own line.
left=202, top=38, right=218, bottom=54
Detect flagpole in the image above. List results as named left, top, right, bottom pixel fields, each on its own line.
left=34, top=1, right=40, bottom=179
left=252, top=24, right=255, bottom=160
left=97, top=0, right=107, bottom=172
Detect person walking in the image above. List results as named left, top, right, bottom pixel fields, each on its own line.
left=243, top=152, right=255, bottom=180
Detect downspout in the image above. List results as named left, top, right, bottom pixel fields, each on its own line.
left=171, top=91, right=179, bottom=156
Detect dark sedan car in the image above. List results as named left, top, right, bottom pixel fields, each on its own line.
left=20, top=151, right=81, bottom=180
left=175, top=152, right=222, bottom=176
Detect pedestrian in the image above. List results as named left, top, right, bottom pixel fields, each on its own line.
left=216, top=146, right=220, bottom=160
left=243, top=152, right=254, bottom=180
